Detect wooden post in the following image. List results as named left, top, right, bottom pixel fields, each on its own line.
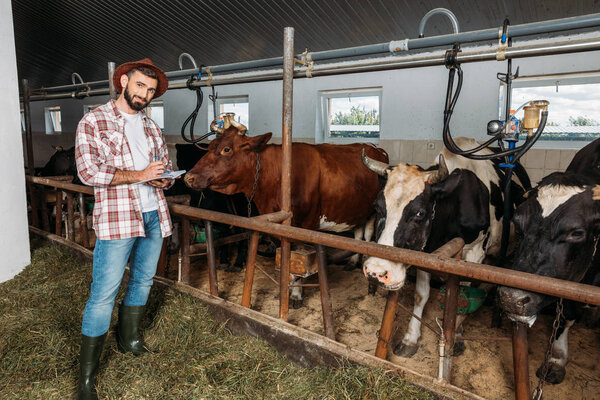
left=513, top=322, right=531, bottom=400
left=40, top=186, right=50, bottom=232
left=375, top=290, right=400, bottom=359
left=315, top=244, right=336, bottom=340
left=66, top=192, right=75, bottom=242
left=78, top=193, right=89, bottom=248
left=439, top=274, right=460, bottom=382
left=241, top=231, right=260, bottom=308
left=180, top=217, right=191, bottom=284
left=55, top=189, right=63, bottom=236
left=156, top=239, right=168, bottom=277
left=205, top=220, right=218, bottom=296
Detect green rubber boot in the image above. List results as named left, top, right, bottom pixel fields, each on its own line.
left=78, top=333, right=106, bottom=400
left=116, top=304, right=153, bottom=355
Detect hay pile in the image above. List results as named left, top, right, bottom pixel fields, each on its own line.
left=0, top=242, right=433, bottom=399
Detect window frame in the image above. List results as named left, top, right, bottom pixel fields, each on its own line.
left=318, top=87, right=382, bottom=144
left=499, top=71, right=600, bottom=149
left=208, top=95, right=250, bottom=132
left=44, top=106, right=62, bottom=135
left=146, top=100, right=165, bottom=132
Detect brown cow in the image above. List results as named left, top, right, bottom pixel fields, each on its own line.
left=184, top=115, right=388, bottom=306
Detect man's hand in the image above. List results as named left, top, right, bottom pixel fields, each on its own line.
left=147, top=178, right=171, bottom=188
left=140, top=161, right=166, bottom=181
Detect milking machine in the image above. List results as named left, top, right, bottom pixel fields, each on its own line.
left=440, top=19, right=550, bottom=265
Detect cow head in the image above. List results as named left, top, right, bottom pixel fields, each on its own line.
left=498, top=173, right=600, bottom=324
left=184, top=116, right=272, bottom=196
left=362, top=152, right=491, bottom=290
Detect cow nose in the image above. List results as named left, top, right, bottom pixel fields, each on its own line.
left=184, top=174, right=195, bottom=187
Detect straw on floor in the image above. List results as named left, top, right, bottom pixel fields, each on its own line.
left=0, top=241, right=433, bottom=399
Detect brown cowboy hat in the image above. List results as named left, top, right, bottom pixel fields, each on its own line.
left=113, top=58, right=168, bottom=98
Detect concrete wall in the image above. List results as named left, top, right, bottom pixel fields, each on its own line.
left=1, top=1, right=30, bottom=283
left=24, top=33, right=600, bottom=187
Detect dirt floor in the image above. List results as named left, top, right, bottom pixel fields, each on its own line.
left=163, top=249, right=600, bottom=400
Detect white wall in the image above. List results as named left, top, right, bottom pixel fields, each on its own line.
left=1, top=1, right=30, bottom=282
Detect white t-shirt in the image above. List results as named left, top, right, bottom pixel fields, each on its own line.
left=120, top=111, right=159, bottom=212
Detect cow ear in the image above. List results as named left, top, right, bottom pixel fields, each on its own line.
left=431, top=170, right=461, bottom=198
left=592, top=185, right=600, bottom=201
left=241, top=132, right=272, bottom=151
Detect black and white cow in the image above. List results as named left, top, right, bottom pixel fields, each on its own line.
left=498, top=138, right=600, bottom=384
left=362, top=137, right=530, bottom=357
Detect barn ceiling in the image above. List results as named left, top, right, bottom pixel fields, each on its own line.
left=11, top=0, right=600, bottom=90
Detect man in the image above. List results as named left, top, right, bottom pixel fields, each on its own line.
left=75, top=58, right=174, bottom=400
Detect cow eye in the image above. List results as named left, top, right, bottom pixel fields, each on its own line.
left=415, top=210, right=426, bottom=219
left=566, top=229, right=586, bottom=243
left=220, top=147, right=232, bottom=155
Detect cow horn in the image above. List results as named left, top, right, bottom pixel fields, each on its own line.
left=229, top=117, right=247, bottom=135
left=428, top=154, right=449, bottom=184
left=362, top=148, right=389, bottom=176
left=210, top=119, right=225, bottom=134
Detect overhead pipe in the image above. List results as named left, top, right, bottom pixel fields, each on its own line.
left=26, top=13, right=600, bottom=100
left=27, top=36, right=600, bottom=102
left=418, top=8, right=460, bottom=37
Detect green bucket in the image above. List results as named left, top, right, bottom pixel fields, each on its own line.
left=437, top=285, right=486, bottom=315
left=191, top=225, right=219, bottom=243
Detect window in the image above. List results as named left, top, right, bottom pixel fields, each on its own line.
left=319, top=88, right=381, bottom=143
left=20, top=109, right=25, bottom=133
left=44, top=106, right=61, bottom=134
left=146, top=100, right=164, bottom=132
left=501, top=73, right=600, bottom=142
left=83, top=104, right=102, bottom=113
left=208, top=95, right=249, bottom=129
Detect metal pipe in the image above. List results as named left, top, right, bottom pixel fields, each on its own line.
left=108, top=61, right=117, bottom=100
left=26, top=37, right=600, bottom=102
left=180, top=217, right=191, bottom=284
left=66, top=192, right=75, bottom=242
left=419, top=8, right=460, bottom=38
left=279, top=26, right=294, bottom=321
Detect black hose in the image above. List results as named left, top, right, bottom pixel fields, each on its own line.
left=180, top=73, right=215, bottom=144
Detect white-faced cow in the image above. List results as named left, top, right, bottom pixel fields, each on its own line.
left=362, top=137, right=530, bottom=357
left=184, top=115, right=388, bottom=307
left=498, top=138, right=600, bottom=384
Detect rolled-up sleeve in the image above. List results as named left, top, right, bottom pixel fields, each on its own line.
left=75, top=118, right=116, bottom=187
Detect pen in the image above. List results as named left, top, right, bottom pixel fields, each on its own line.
left=154, top=156, right=169, bottom=173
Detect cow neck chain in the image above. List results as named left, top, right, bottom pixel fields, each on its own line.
left=532, top=297, right=564, bottom=400
left=247, top=152, right=261, bottom=217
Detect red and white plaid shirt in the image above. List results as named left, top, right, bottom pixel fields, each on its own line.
left=75, top=100, right=173, bottom=240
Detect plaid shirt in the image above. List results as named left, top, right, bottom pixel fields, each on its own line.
left=75, top=100, right=173, bottom=240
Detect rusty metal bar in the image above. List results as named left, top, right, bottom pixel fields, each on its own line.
left=66, top=192, right=75, bottom=242
left=27, top=176, right=94, bottom=195
left=180, top=217, right=191, bottom=284
left=241, top=231, right=261, bottom=308
left=165, top=206, right=600, bottom=307
left=29, top=226, right=93, bottom=259
left=253, top=210, right=292, bottom=223
left=25, top=178, right=600, bottom=308
left=165, top=194, right=192, bottom=205
left=189, top=232, right=251, bottom=255
left=513, top=322, right=531, bottom=400
left=78, top=193, right=89, bottom=248
left=279, top=26, right=294, bottom=321
left=205, top=220, right=218, bottom=296
left=289, top=283, right=321, bottom=288
left=316, top=244, right=336, bottom=340
left=375, top=290, right=400, bottom=359
left=440, top=275, right=460, bottom=382
left=55, top=189, right=63, bottom=236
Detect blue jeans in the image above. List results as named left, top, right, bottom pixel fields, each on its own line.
left=81, top=211, right=164, bottom=337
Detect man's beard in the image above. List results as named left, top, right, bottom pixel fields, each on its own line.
left=123, top=87, right=149, bottom=111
